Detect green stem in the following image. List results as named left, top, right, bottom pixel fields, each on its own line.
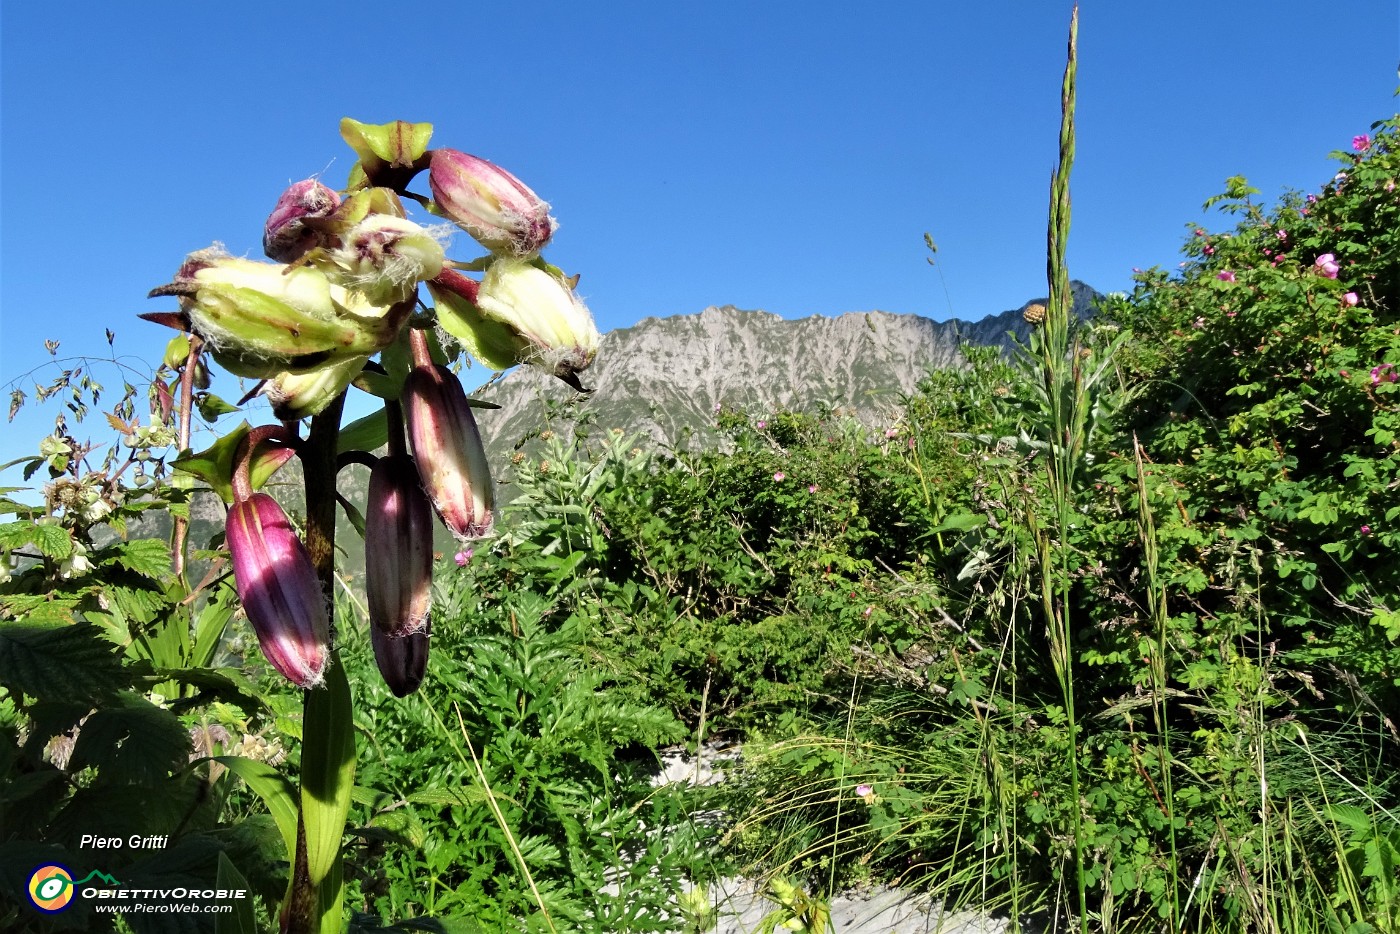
left=283, top=391, right=354, bottom=934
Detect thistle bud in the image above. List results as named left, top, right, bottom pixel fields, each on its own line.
left=365, top=455, right=434, bottom=637
left=428, top=149, right=556, bottom=256
left=370, top=626, right=429, bottom=697
left=263, top=179, right=342, bottom=263
left=226, top=492, right=329, bottom=688
left=403, top=364, right=494, bottom=540
left=445, top=259, right=599, bottom=386
left=260, top=353, right=369, bottom=421
left=325, top=214, right=446, bottom=305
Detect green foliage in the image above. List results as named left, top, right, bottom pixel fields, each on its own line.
left=340, top=590, right=704, bottom=931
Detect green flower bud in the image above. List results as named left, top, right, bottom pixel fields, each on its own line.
left=149, top=249, right=399, bottom=379
left=260, top=353, right=369, bottom=421
left=326, top=215, right=446, bottom=306
left=432, top=260, right=598, bottom=387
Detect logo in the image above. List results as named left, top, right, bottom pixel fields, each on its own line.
left=26, top=865, right=120, bottom=914
left=27, top=865, right=75, bottom=913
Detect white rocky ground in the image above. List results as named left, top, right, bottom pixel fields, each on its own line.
left=652, top=745, right=1016, bottom=934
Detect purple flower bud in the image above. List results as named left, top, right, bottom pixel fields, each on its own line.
left=226, top=492, right=329, bottom=688
left=371, top=626, right=429, bottom=697
left=366, top=455, right=434, bottom=638
left=264, top=179, right=342, bottom=263
left=403, top=364, right=494, bottom=541
left=429, top=149, right=556, bottom=256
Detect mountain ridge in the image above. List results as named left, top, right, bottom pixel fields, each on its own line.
left=473, top=280, right=1100, bottom=457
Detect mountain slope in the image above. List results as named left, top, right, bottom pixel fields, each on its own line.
left=473, top=280, right=1099, bottom=457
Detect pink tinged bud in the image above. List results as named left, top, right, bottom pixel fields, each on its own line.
left=371, top=626, right=429, bottom=697
left=226, top=493, right=329, bottom=688
left=264, top=179, right=342, bottom=263
left=328, top=215, right=446, bottom=306
left=429, top=148, right=557, bottom=256
left=366, top=455, right=435, bottom=638
left=1343, top=292, right=1360, bottom=307
left=403, top=364, right=494, bottom=541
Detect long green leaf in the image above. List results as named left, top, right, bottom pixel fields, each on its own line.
left=214, top=756, right=299, bottom=862
left=215, top=852, right=260, bottom=934
left=301, top=652, right=356, bottom=886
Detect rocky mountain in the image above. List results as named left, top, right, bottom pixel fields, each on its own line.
left=473, top=280, right=1099, bottom=458
left=151, top=282, right=1100, bottom=587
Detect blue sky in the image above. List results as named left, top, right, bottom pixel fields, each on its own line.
left=2, top=1, right=1397, bottom=477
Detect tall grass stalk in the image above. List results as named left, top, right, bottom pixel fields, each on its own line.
left=1034, top=5, right=1089, bottom=931
left=1132, top=436, right=1181, bottom=929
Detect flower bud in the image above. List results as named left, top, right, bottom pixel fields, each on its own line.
left=434, top=260, right=598, bottom=386
left=149, top=249, right=395, bottom=379
left=325, top=214, right=445, bottom=305
left=366, top=455, right=434, bottom=637
left=226, top=492, right=329, bottom=688
left=429, top=149, right=556, bottom=256
left=426, top=270, right=528, bottom=371
left=370, top=626, right=429, bottom=697
left=403, top=364, right=494, bottom=540
left=263, top=179, right=342, bottom=263
left=260, top=353, right=369, bottom=420
left=340, top=118, right=434, bottom=190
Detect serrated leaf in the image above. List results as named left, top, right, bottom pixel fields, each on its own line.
left=0, top=621, right=128, bottom=701
left=68, top=692, right=191, bottom=784
left=106, top=583, right=169, bottom=625
left=104, top=538, right=174, bottom=579
left=31, top=524, right=74, bottom=559
left=406, top=786, right=489, bottom=808
left=0, top=521, right=74, bottom=559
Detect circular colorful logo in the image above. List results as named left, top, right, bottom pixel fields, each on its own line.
left=27, top=864, right=75, bottom=913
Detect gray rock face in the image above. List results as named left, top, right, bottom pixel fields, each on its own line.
left=473, top=281, right=1098, bottom=458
